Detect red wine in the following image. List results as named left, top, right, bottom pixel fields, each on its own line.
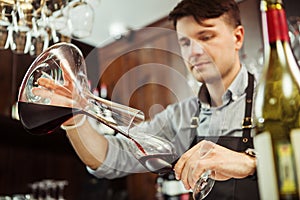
left=18, top=102, right=83, bottom=135
left=138, top=153, right=177, bottom=174
left=18, top=102, right=148, bottom=155
left=130, top=138, right=147, bottom=155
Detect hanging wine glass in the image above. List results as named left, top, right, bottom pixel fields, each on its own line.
left=9, top=0, right=33, bottom=54
left=28, top=16, right=49, bottom=57
left=0, top=196, right=11, bottom=200
left=49, top=5, right=69, bottom=40
left=288, top=16, right=300, bottom=63
left=67, top=0, right=94, bottom=39
left=17, top=42, right=144, bottom=136
left=0, top=3, right=13, bottom=49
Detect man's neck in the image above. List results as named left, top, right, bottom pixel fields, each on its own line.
left=206, top=80, right=225, bottom=107
left=205, top=65, right=242, bottom=107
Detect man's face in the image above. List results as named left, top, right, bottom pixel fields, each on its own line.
left=176, top=15, right=244, bottom=87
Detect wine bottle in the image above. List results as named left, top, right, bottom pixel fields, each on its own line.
left=254, top=0, right=300, bottom=200
left=158, top=172, right=191, bottom=200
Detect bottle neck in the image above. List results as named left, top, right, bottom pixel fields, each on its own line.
left=262, top=2, right=290, bottom=43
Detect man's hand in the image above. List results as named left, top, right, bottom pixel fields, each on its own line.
left=31, top=61, right=87, bottom=126
left=173, top=140, right=256, bottom=190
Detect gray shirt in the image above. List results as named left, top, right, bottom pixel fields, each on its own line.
left=87, top=65, right=257, bottom=179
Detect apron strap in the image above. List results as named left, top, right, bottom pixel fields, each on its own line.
left=241, top=72, right=254, bottom=149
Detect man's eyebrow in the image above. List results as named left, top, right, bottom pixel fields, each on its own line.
left=178, top=29, right=211, bottom=41
left=178, top=37, right=189, bottom=43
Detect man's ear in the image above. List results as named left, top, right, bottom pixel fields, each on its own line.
left=234, top=25, right=244, bottom=50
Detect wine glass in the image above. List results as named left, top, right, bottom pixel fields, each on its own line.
left=56, top=180, right=68, bottom=200
left=128, top=133, right=215, bottom=200
left=17, top=42, right=144, bottom=137
left=28, top=16, right=49, bottom=57
left=9, top=1, right=33, bottom=54
left=0, top=3, right=13, bottom=49
left=11, top=194, right=31, bottom=200
left=0, top=196, right=11, bottom=200
left=49, top=5, right=69, bottom=41
left=67, top=0, right=94, bottom=39
left=288, top=16, right=300, bottom=63
left=128, top=134, right=178, bottom=174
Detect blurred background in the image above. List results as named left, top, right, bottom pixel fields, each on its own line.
left=0, top=0, right=299, bottom=199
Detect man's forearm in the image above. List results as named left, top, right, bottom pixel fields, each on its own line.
left=65, top=118, right=109, bottom=170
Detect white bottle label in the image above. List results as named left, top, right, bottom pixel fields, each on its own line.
left=291, top=129, right=300, bottom=198
left=161, top=180, right=190, bottom=196
left=254, top=131, right=279, bottom=200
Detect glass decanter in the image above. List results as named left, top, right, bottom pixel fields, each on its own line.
left=17, top=42, right=144, bottom=136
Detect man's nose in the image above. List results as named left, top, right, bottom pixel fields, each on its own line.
left=190, top=41, right=205, bottom=56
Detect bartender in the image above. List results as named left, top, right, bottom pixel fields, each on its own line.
left=33, top=0, right=260, bottom=199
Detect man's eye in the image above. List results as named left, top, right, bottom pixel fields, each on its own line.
left=199, top=34, right=213, bottom=41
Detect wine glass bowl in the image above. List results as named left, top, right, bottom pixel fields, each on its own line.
left=129, top=134, right=178, bottom=174
left=128, top=133, right=215, bottom=200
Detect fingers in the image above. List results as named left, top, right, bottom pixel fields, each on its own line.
left=37, top=77, right=73, bottom=98
left=32, top=87, right=75, bottom=107
left=174, top=141, right=202, bottom=180
left=36, top=77, right=56, bottom=90
left=186, top=162, right=207, bottom=190
left=174, top=140, right=215, bottom=178
left=35, top=76, right=87, bottom=109
left=174, top=140, right=217, bottom=190
left=60, top=60, right=74, bottom=91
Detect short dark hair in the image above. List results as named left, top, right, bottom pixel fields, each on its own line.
left=168, top=0, right=242, bottom=29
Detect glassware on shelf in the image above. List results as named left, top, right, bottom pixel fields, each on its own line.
left=0, top=3, right=12, bottom=49
left=67, top=0, right=94, bottom=39
left=0, top=0, right=96, bottom=55
left=56, top=180, right=68, bottom=200
left=28, top=16, right=49, bottom=56
left=288, top=16, right=300, bottom=64
left=0, top=196, right=12, bottom=200
left=7, top=1, right=33, bottom=54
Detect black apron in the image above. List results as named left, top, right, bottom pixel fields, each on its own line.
left=191, top=73, right=260, bottom=200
